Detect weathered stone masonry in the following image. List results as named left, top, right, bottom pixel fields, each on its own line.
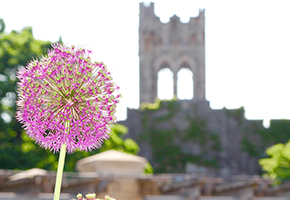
left=120, top=2, right=290, bottom=175
left=139, top=2, right=206, bottom=104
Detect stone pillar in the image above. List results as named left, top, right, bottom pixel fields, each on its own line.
left=173, top=72, right=177, bottom=97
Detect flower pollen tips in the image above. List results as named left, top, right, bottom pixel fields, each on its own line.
left=16, top=43, right=121, bottom=153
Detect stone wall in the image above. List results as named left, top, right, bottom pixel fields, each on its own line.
left=119, top=99, right=283, bottom=175
left=2, top=169, right=290, bottom=200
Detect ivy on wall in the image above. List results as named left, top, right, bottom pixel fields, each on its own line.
left=257, top=120, right=290, bottom=144
left=140, top=98, right=221, bottom=173
left=224, top=107, right=245, bottom=122
left=138, top=99, right=290, bottom=176
left=241, top=136, right=259, bottom=157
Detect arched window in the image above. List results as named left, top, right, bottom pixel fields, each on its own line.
left=177, top=64, right=193, bottom=99
left=157, top=63, right=174, bottom=100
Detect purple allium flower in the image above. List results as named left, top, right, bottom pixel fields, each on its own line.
left=16, top=44, right=121, bottom=153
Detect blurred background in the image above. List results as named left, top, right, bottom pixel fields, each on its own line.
left=2, top=0, right=290, bottom=199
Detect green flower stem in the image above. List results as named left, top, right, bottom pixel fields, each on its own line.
left=53, top=143, right=67, bottom=200
left=53, top=121, right=69, bottom=200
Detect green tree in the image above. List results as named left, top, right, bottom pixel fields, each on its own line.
left=100, top=124, right=139, bottom=154
left=259, top=141, right=290, bottom=182
left=0, top=19, right=53, bottom=169
left=0, top=19, right=5, bottom=33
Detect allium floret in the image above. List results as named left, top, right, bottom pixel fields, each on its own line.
left=16, top=43, right=121, bottom=153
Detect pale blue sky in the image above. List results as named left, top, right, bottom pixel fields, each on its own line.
left=1, top=0, right=290, bottom=125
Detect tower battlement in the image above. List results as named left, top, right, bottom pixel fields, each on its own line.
left=139, top=2, right=205, bottom=24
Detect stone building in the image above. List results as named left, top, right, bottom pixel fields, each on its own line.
left=120, top=2, right=290, bottom=175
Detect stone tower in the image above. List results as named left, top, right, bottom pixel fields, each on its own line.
left=120, top=3, right=275, bottom=175
left=139, top=2, right=206, bottom=105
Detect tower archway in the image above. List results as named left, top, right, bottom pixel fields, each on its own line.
left=177, top=63, right=193, bottom=100
left=157, top=63, right=174, bottom=100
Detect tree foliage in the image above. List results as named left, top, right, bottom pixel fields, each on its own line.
left=101, top=124, right=140, bottom=154
left=0, top=19, right=52, bottom=169
left=259, top=141, right=290, bottom=182
left=0, top=19, right=5, bottom=33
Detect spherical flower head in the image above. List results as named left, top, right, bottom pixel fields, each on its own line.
left=16, top=44, right=121, bottom=153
